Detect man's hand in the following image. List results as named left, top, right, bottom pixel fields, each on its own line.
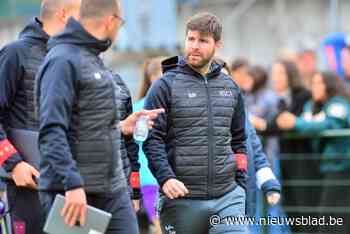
left=249, top=115, right=267, bottom=131
left=132, top=199, right=140, bottom=212
left=61, top=188, right=87, bottom=227
left=276, top=112, right=296, bottom=130
left=12, top=161, right=39, bottom=189
left=266, top=192, right=281, bottom=206
left=162, top=178, right=189, bottom=199
left=121, top=109, right=165, bottom=136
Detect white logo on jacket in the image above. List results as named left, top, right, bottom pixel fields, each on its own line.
left=94, top=72, right=102, bottom=80
left=164, top=224, right=176, bottom=234
left=219, top=90, right=233, bottom=97
left=188, top=92, right=197, bottom=98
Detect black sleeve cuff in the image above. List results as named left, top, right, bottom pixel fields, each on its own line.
left=3, top=152, right=23, bottom=173
left=64, top=173, right=84, bottom=191
left=131, top=188, right=141, bottom=200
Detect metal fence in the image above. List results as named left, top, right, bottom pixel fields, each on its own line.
left=276, top=129, right=350, bottom=233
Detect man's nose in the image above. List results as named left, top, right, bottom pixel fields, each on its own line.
left=192, top=40, right=200, bottom=49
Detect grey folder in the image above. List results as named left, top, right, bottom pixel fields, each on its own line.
left=0, top=129, right=40, bottom=179
left=44, top=194, right=112, bottom=234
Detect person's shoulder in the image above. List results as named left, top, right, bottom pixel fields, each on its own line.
left=329, top=96, right=350, bottom=104
left=0, top=39, right=28, bottom=60
left=162, top=70, right=178, bottom=81
left=153, top=71, right=177, bottom=89
left=218, top=72, right=241, bottom=90
left=48, top=43, right=81, bottom=61
left=45, top=46, right=80, bottom=69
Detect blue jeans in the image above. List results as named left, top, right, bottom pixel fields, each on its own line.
left=39, top=186, right=139, bottom=234
left=158, top=185, right=248, bottom=234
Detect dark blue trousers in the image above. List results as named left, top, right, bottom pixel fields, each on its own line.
left=39, top=186, right=139, bottom=234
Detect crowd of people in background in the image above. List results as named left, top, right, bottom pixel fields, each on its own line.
left=227, top=44, right=350, bottom=233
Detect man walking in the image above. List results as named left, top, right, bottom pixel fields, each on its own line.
left=0, top=1, right=81, bottom=233
left=143, top=12, right=248, bottom=234
left=36, top=0, right=163, bottom=233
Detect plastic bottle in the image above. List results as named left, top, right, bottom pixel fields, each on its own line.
left=133, top=115, right=149, bottom=142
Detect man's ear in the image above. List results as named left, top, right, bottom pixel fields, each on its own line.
left=106, top=15, right=116, bottom=30
left=215, top=40, right=223, bottom=49
left=58, top=8, right=68, bottom=24
left=55, top=8, right=67, bottom=23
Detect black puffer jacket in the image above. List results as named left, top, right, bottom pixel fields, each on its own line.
left=0, top=18, right=49, bottom=172
left=36, top=18, right=126, bottom=194
left=143, top=56, right=247, bottom=199
left=113, top=74, right=140, bottom=178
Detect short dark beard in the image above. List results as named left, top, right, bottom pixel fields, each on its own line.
left=186, top=49, right=215, bottom=71
left=189, top=56, right=211, bottom=70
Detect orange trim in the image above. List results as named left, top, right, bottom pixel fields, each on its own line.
left=0, top=139, right=18, bottom=165
left=130, top=172, right=140, bottom=189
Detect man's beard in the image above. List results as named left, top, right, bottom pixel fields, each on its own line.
left=186, top=49, right=215, bottom=70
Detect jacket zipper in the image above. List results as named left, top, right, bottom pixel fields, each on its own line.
left=109, top=73, right=119, bottom=178
left=203, top=76, right=214, bottom=198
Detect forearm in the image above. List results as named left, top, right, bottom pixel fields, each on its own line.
left=39, top=126, right=84, bottom=190
left=231, top=93, right=247, bottom=154
left=0, top=114, right=23, bottom=170
left=125, top=137, right=140, bottom=171
left=143, top=133, right=176, bottom=186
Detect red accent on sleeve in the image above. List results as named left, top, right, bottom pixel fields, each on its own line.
left=0, top=139, right=18, bottom=165
left=236, top=154, right=248, bottom=172
left=130, top=171, right=140, bottom=189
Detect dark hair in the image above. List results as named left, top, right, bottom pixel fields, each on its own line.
left=230, top=58, right=249, bottom=72
left=318, top=71, right=350, bottom=100
left=80, top=0, right=120, bottom=20
left=248, top=65, right=268, bottom=93
left=138, top=57, right=165, bottom=100
left=275, top=59, right=303, bottom=91
left=186, top=12, right=222, bottom=42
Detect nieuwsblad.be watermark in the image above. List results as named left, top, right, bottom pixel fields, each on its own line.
left=209, top=215, right=344, bottom=227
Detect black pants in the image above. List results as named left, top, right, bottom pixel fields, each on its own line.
left=39, top=186, right=139, bottom=234
left=7, top=182, right=45, bottom=234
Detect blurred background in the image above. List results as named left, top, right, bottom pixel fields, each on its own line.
left=1, top=0, right=350, bottom=96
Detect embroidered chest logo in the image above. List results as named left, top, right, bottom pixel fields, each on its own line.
left=188, top=92, right=197, bottom=98
left=94, top=72, right=102, bottom=80
left=219, top=90, right=233, bottom=97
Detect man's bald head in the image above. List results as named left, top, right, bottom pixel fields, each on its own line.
left=40, top=0, right=81, bottom=36
left=40, top=0, right=80, bottom=21
left=79, top=0, right=121, bottom=21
